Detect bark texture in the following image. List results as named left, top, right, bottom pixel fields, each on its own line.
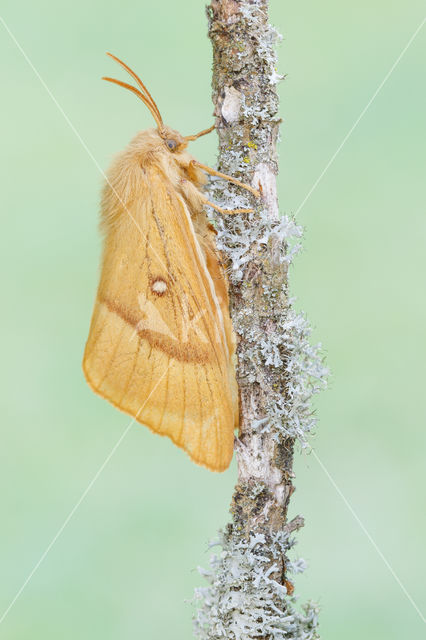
left=194, top=2, right=327, bottom=638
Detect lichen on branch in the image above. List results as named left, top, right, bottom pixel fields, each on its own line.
left=193, top=1, right=328, bottom=638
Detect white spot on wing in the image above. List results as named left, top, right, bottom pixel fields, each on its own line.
left=151, top=278, right=168, bottom=295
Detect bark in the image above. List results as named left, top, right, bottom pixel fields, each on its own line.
left=194, top=2, right=327, bottom=638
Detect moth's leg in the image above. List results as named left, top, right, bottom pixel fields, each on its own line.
left=180, top=178, right=253, bottom=215
left=184, top=125, right=215, bottom=141
left=199, top=193, right=253, bottom=215
left=191, top=160, right=260, bottom=198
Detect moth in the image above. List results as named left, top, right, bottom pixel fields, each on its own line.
left=83, top=53, right=259, bottom=471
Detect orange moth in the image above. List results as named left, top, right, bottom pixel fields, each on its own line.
left=83, top=53, right=259, bottom=471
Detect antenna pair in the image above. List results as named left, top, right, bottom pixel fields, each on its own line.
left=103, top=52, right=214, bottom=141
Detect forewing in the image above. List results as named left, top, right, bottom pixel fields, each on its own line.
left=83, top=166, right=236, bottom=471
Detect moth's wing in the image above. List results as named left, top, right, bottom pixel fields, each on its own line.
left=83, top=166, right=237, bottom=471
left=195, top=220, right=239, bottom=423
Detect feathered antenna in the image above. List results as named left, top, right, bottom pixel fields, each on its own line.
left=103, top=52, right=164, bottom=133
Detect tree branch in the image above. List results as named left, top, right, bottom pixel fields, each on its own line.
left=194, top=2, right=327, bottom=638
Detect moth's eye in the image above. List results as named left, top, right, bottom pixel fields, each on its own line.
left=166, top=139, right=177, bottom=151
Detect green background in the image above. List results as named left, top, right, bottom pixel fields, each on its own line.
left=0, top=1, right=425, bottom=638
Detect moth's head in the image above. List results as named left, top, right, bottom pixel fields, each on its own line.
left=103, top=53, right=214, bottom=155
left=157, top=126, right=188, bottom=154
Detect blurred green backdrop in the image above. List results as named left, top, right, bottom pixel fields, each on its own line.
left=0, top=1, right=425, bottom=638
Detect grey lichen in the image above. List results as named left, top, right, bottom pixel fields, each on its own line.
left=193, top=1, right=327, bottom=638
left=194, top=528, right=320, bottom=640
